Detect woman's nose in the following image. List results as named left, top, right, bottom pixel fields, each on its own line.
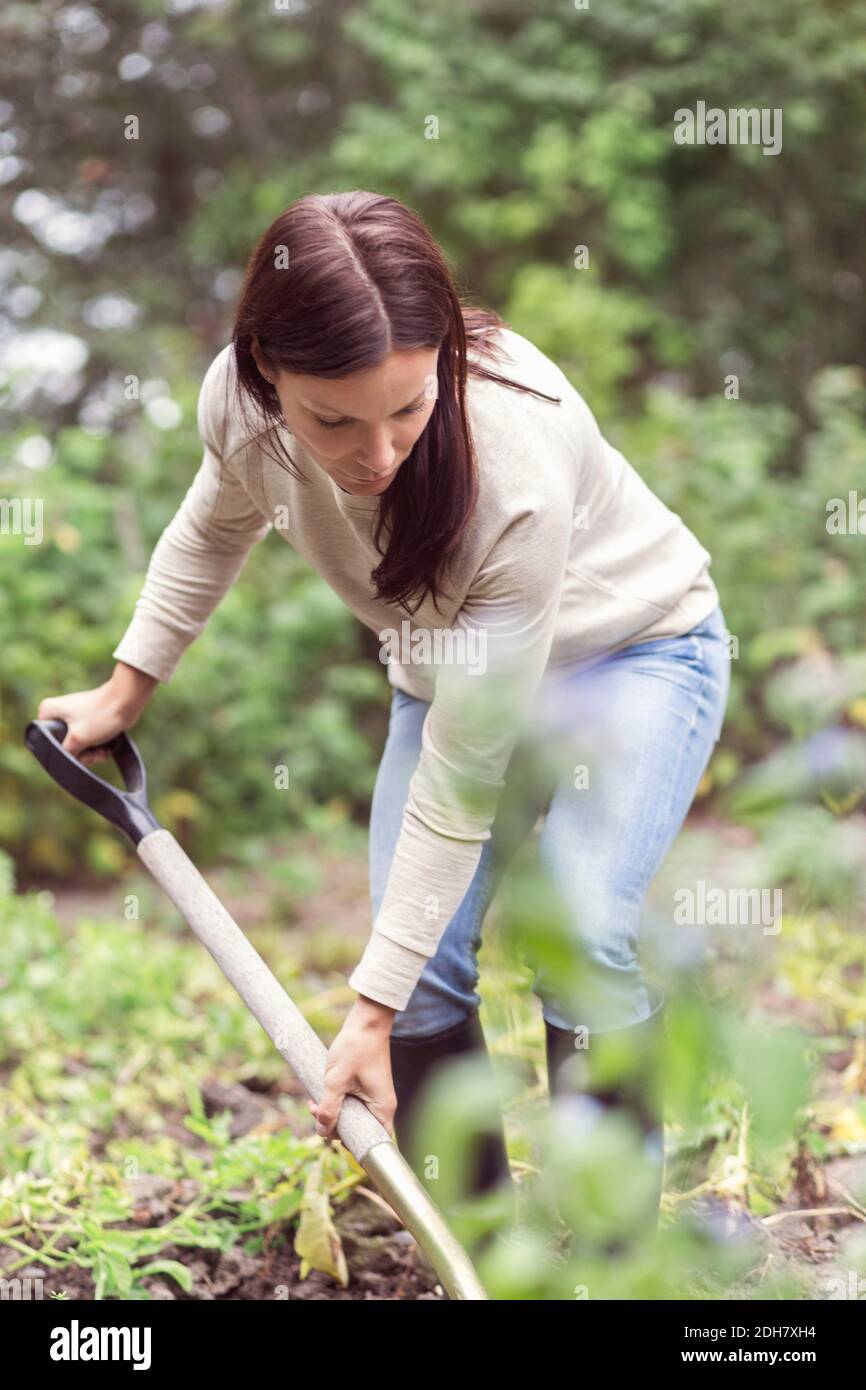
left=354, top=444, right=397, bottom=476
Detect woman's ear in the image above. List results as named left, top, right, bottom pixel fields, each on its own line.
left=250, top=335, right=274, bottom=385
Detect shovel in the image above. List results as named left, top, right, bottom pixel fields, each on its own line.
left=24, top=717, right=488, bottom=1301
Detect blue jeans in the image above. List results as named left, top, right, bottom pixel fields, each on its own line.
left=369, top=603, right=731, bottom=1040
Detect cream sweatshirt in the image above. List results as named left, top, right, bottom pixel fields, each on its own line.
left=113, top=328, right=719, bottom=1011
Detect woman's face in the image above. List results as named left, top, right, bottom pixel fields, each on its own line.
left=251, top=342, right=440, bottom=496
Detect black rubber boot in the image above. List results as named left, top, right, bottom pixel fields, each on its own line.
left=389, top=1011, right=512, bottom=1199
left=544, top=981, right=667, bottom=1250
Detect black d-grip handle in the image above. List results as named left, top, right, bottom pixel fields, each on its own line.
left=24, top=718, right=161, bottom=847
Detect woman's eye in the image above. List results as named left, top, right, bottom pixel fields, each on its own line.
left=314, top=402, right=427, bottom=431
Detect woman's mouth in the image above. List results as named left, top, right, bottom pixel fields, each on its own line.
left=337, top=465, right=398, bottom=487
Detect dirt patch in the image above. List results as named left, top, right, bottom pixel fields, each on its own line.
left=25, top=838, right=373, bottom=943
left=9, top=1196, right=446, bottom=1302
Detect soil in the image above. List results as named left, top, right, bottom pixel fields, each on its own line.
left=11, top=1195, right=445, bottom=1302
left=12, top=834, right=866, bottom=1302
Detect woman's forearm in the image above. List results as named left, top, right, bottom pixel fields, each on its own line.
left=107, top=660, right=160, bottom=722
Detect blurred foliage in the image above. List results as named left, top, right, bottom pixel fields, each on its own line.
left=0, top=396, right=385, bottom=876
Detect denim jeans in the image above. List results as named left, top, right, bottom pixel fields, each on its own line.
left=369, top=603, right=731, bottom=1040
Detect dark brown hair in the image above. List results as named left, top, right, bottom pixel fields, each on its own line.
left=232, top=190, right=561, bottom=614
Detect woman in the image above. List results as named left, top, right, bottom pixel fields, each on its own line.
left=38, top=190, right=729, bottom=1222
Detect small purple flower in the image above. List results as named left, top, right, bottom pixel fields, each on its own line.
left=803, top=728, right=847, bottom=777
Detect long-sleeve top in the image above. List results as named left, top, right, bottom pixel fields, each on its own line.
left=112, top=328, right=719, bottom=1010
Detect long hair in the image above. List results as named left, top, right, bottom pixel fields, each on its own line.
left=232, top=190, right=562, bottom=614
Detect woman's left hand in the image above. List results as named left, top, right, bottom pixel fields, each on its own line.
left=309, top=995, right=397, bottom=1142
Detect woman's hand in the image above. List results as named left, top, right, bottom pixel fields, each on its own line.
left=309, top=995, right=397, bottom=1142
left=37, top=664, right=158, bottom=767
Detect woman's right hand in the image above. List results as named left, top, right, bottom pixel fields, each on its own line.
left=37, top=672, right=153, bottom=768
